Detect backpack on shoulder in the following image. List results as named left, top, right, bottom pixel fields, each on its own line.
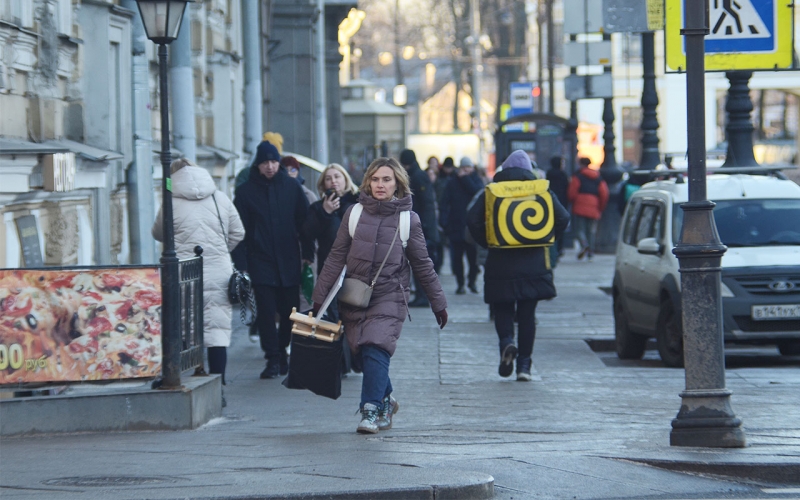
left=338, top=204, right=411, bottom=308
left=484, top=179, right=556, bottom=248
left=348, top=203, right=410, bottom=248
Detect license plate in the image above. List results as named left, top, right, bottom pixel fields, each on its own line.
left=751, top=304, right=800, bottom=321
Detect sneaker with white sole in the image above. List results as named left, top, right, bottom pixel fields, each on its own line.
left=377, top=395, right=399, bottom=430
left=516, top=357, right=532, bottom=381
left=357, top=403, right=380, bottom=434
left=249, top=335, right=259, bottom=343
left=498, top=344, right=518, bottom=378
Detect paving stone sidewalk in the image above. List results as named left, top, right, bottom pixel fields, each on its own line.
left=1, top=252, right=799, bottom=499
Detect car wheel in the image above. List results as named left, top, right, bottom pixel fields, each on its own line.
left=656, top=299, right=684, bottom=368
left=777, top=340, right=800, bottom=356
left=614, top=297, right=647, bottom=359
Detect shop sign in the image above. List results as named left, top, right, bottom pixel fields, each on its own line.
left=0, top=267, right=162, bottom=385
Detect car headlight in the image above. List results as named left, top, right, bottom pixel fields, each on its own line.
left=720, top=282, right=735, bottom=297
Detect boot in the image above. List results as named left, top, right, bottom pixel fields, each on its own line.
left=377, top=395, right=399, bottom=431
left=357, top=403, right=380, bottom=434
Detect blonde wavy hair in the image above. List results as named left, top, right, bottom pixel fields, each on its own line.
left=359, top=157, right=412, bottom=199
left=316, top=163, right=358, bottom=197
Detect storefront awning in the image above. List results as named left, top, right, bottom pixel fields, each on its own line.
left=0, top=138, right=70, bottom=156
left=196, top=145, right=239, bottom=162
left=43, top=139, right=123, bottom=162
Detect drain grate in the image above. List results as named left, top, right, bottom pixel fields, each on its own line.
left=43, top=476, right=180, bottom=487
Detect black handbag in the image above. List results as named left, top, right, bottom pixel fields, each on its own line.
left=282, top=321, right=343, bottom=400
left=212, top=194, right=257, bottom=325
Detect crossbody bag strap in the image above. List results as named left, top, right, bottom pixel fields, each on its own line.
left=369, top=223, right=400, bottom=288
left=211, top=194, right=234, bottom=263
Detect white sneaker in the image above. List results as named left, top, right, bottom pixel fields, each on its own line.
left=249, top=334, right=259, bottom=344
left=357, top=403, right=380, bottom=434
left=377, top=395, right=399, bottom=430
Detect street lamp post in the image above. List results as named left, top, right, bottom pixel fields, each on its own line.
left=670, top=0, right=745, bottom=447
left=134, top=0, right=190, bottom=389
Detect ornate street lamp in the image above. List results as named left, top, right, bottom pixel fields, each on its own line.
left=134, top=0, right=190, bottom=389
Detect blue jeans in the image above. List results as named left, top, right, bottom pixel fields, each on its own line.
left=360, top=345, right=392, bottom=409
left=573, top=216, right=598, bottom=253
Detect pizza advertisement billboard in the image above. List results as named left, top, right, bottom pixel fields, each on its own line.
left=0, top=267, right=163, bottom=385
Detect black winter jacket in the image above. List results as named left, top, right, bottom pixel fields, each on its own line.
left=233, top=166, right=311, bottom=287
left=301, top=191, right=358, bottom=274
left=406, top=162, right=440, bottom=244
left=466, top=168, right=570, bottom=304
left=439, top=172, right=484, bottom=243
left=546, top=167, right=570, bottom=209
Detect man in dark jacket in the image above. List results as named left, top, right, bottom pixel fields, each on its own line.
left=234, top=140, right=312, bottom=379
left=467, top=150, right=570, bottom=381
left=440, top=156, right=484, bottom=294
left=399, top=149, right=440, bottom=307
left=546, top=155, right=570, bottom=256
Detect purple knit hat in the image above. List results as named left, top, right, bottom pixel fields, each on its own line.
left=501, top=150, right=534, bottom=172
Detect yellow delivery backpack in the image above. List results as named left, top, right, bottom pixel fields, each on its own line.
left=485, top=179, right=555, bottom=248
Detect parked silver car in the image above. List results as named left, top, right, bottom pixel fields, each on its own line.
left=612, top=170, right=800, bottom=367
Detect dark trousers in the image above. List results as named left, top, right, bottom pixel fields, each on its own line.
left=207, top=346, right=227, bottom=385
left=254, top=284, right=298, bottom=363
left=493, top=299, right=539, bottom=362
left=450, top=239, right=479, bottom=288
left=359, top=345, right=392, bottom=408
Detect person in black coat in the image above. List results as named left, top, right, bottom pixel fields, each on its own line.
left=546, top=155, right=571, bottom=256
left=302, top=163, right=359, bottom=276
left=467, top=150, right=570, bottom=381
left=439, top=157, right=484, bottom=295
left=399, top=149, right=440, bottom=307
left=234, top=140, right=312, bottom=379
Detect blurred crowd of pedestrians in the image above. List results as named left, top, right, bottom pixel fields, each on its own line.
left=153, top=131, right=610, bottom=430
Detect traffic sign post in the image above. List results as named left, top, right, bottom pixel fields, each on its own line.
left=509, top=82, right=534, bottom=117
left=665, top=0, right=794, bottom=71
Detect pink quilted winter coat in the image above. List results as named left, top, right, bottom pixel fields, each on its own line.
left=312, top=192, right=447, bottom=356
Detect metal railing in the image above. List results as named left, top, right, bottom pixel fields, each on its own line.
left=178, top=246, right=204, bottom=373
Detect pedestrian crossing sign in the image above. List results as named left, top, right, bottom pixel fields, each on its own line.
left=665, top=0, right=794, bottom=71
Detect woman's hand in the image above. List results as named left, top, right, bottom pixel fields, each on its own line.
left=434, top=308, right=448, bottom=329
left=322, top=193, right=340, bottom=214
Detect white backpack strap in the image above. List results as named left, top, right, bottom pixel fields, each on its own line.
left=399, top=211, right=410, bottom=248
left=348, top=203, right=363, bottom=239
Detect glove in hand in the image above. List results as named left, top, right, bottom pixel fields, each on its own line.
left=434, top=309, right=448, bottom=329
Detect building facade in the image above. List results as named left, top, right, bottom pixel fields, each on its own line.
left=0, top=0, right=247, bottom=268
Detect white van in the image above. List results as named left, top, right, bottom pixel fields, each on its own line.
left=612, top=169, right=800, bottom=367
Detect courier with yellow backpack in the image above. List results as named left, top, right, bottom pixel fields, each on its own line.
left=466, top=150, right=570, bottom=381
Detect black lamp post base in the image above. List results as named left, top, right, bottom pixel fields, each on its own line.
left=671, top=389, right=746, bottom=448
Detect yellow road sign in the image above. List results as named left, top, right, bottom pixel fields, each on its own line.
left=665, top=0, right=794, bottom=71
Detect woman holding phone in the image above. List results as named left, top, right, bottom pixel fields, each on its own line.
left=302, top=163, right=360, bottom=280
left=312, top=157, right=447, bottom=434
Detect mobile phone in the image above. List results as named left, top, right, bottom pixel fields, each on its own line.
left=324, top=189, right=337, bottom=199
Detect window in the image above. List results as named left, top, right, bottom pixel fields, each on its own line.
left=634, top=203, right=662, bottom=243
left=620, top=33, right=642, bottom=63
left=108, top=34, right=123, bottom=151
left=622, top=198, right=642, bottom=245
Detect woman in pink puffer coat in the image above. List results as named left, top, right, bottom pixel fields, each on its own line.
left=312, top=157, right=448, bottom=434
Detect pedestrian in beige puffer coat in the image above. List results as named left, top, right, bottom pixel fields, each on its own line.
left=312, top=157, right=448, bottom=434
left=152, top=159, right=244, bottom=389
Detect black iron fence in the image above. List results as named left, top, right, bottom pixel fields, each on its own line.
left=179, top=246, right=204, bottom=374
